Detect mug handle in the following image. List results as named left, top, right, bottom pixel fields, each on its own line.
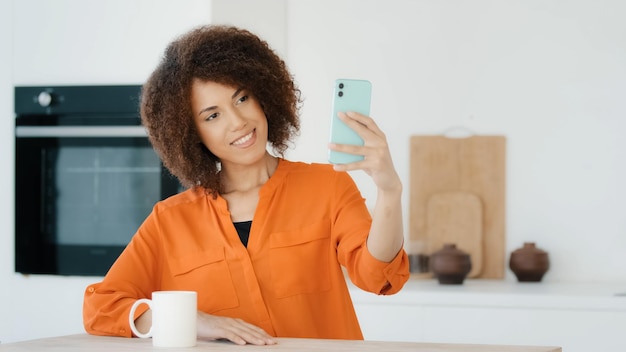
left=128, top=298, right=153, bottom=338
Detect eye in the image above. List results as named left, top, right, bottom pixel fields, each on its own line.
left=205, top=112, right=219, bottom=121
left=236, top=95, right=249, bottom=105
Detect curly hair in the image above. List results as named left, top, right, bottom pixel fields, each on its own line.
left=140, top=25, right=302, bottom=196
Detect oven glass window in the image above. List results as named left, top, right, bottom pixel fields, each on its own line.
left=50, top=140, right=161, bottom=246
left=15, top=135, right=180, bottom=276
left=14, top=85, right=182, bottom=276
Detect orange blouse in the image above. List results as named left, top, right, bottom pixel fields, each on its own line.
left=83, top=159, right=409, bottom=339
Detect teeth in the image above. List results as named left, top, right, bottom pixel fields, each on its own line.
left=232, top=131, right=253, bottom=145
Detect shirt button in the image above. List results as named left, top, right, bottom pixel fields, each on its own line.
left=88, top=287, right=95, bottom=293
left=120, top=328, right=126, bottom=334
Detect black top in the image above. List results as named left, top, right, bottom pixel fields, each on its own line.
left=233, top=221, right=252, bottom=247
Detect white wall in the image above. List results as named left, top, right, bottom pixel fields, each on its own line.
left=0, top=0, right=15, bottom=344
left=12, top=0, right=212, bottom=85
left=2, top=0, right=625, bottom=345
left=1, top=0, right=211, bottom=343
left=210, top=0, right=287, bottom=59
left=284, top=0, right=626, bottom=282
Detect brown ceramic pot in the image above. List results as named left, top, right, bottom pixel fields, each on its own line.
left=430, top=244, right=472, bottom=285
left=509, top=242, right=550, bottom=282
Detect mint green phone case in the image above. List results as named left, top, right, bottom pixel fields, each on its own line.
left=328, top=79, right=372, bottom=164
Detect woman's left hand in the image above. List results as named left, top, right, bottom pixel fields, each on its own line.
left=329, top=111, right=401, bottom=193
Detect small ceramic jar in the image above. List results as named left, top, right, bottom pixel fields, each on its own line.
left=407, top=240, right=430, bottom=273
left=430, top=243, right=472, bottom=285
left=408, top=254, right=430, bottom=273
left=509, top=242, right=550, bottom=282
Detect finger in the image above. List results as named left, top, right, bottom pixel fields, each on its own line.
left=332, top=160, right=369, bottom=172
left=222, top=332, right=247, bottom=346
left=342, top=111, right=384, bottom=137
left=219, top=326, right=272, bottom=346
left=338, top=112, right=387, bottom=145
left=198, top=314, right=276, bottom=346
left=336, top=112, right=373, bottom=139
left=230, top=319, right=276, bottom=345
left=328, top=142, right=367, bottom=156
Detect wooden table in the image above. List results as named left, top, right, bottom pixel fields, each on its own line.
left=0, top=334, right=561, bottom=351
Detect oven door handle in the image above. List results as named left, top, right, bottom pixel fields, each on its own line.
left=15, top=126, right=148, bottom=137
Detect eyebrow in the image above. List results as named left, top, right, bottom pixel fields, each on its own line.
left=197, top=88, right=244, bottom=116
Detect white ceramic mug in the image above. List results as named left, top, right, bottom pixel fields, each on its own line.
left=128, top=290, right=197, bottom=347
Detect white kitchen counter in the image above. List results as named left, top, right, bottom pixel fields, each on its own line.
left=348, top=277, right=626, bottom=352
left=349, top=276, right=626, bottom=311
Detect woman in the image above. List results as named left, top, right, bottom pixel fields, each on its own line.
left=83, top=25, right=409, bottom=346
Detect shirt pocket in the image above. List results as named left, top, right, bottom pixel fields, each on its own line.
left=269, top=220, right=331, bottom=298
left=170, top=247, right=239, bottom=313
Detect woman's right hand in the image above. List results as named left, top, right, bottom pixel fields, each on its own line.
left=197, top=311, right=277, bottom=345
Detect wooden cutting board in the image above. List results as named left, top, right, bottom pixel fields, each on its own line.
left=410, top=135, right=506, bottom=279
left=427, top=192, right=483, bottom=278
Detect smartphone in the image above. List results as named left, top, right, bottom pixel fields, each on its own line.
left=328, top=79, right=372, bottom=164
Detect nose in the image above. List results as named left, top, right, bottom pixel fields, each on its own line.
left=229, top=110, right=247, bottom=131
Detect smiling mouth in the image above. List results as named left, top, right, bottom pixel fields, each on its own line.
left=231, top=129, right=255, bottom=146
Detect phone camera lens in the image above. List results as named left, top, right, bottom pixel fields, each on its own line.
left=338, top=91, right=343, bottom=97
left=339, top=83, right=344, bottom=89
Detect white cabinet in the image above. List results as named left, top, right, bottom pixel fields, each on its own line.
left=349, top=279, right=626, bottom=352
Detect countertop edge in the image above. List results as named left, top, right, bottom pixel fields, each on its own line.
left=348, top=278, right=626, bottom=311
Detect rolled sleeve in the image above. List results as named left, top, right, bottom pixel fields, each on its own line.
left=352, top=244, right=410, bottom=295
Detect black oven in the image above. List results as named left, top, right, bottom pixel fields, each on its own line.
left=14, top=85, right=181, bottom=276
